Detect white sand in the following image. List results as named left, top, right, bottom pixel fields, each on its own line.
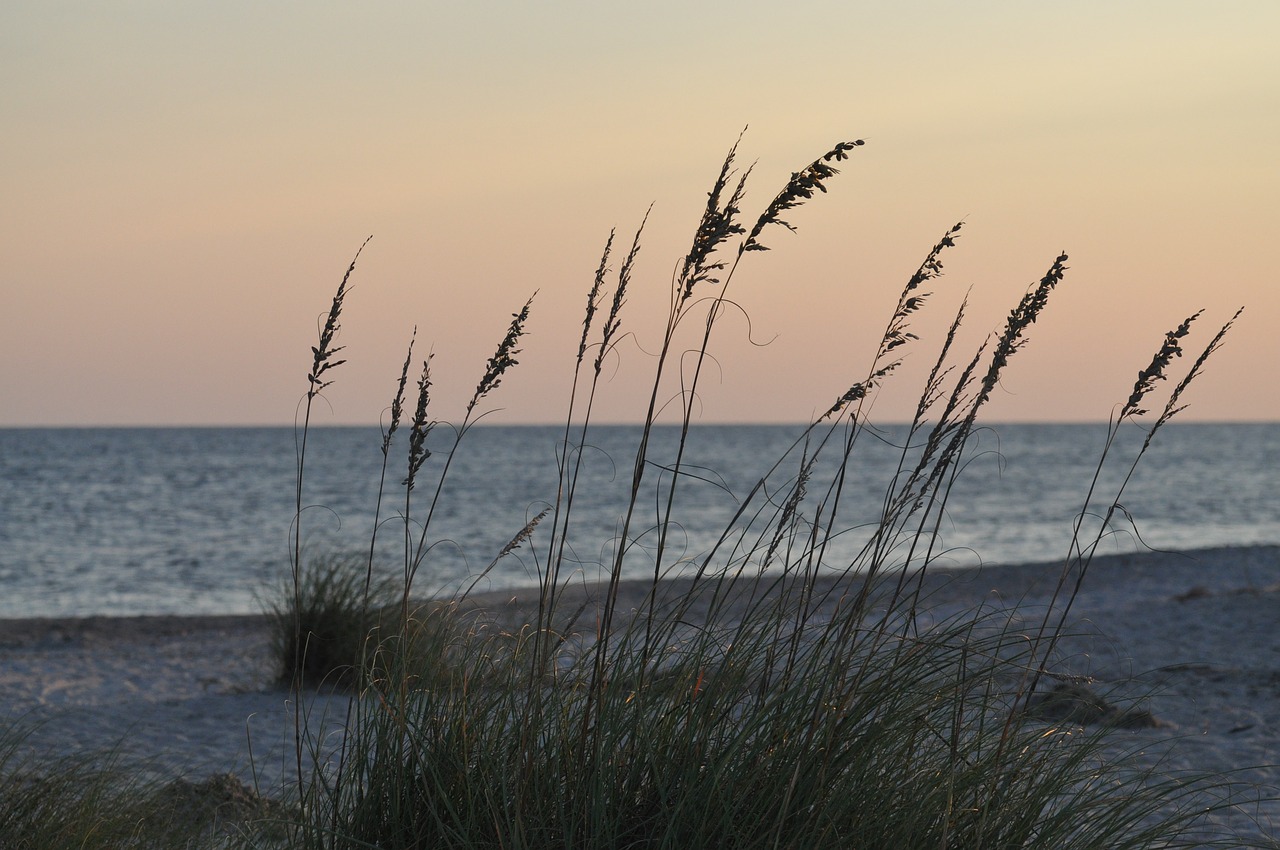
left=2, top=545, right=1277, bottom=842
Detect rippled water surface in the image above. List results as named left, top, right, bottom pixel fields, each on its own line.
left=1, top=423, right=1277, bottom=617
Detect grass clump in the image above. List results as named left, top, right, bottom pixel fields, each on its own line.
left=268, top=551, right=490, bottom=693
left=275, top=136, right=1256, bottom=848
left=267, top=552, right=398, bottom=689
left=0, top=749, right=148, bottom=849
left=0, top=722, right=285, bottom=849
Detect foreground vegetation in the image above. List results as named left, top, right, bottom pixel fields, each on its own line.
left=275, top=138, right=1249, bottom=848
left=0, top=723, right=285, bottom=848
left=0, top=138, right=1257, bottom=847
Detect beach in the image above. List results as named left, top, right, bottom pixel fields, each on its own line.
left=2, top=545, right=1277, bottom=842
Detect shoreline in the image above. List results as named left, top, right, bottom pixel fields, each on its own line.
left=2, top=544, right=1277, bottom=838
left=3, top=543, right=1275, bottom=634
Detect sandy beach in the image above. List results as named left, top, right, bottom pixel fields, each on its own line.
left=2, top=545, right=1277, bottom=843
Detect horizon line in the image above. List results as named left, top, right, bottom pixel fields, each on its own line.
left=3, top=418, right=1278, bottom=430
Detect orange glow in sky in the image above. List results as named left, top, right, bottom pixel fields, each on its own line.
left=3, top=3, right=1277, bottom=426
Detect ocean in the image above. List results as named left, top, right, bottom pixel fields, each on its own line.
left=1, top=423, right=1277, bottom=619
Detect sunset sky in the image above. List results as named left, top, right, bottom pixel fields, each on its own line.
left=4, top=2, right=1277, bottom=427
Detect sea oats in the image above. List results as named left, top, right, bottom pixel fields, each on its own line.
left=821, top=223, right=964, bottom=422
left=307, top=235, right=370, bottom=398
left=742, top=140, right=864, bottom=254
left=1121, top=310, right=1203, bottom=418
left=578, top=232, right=614, bottom=367
left=276, top=139, right=1249, bottom=850
left=677, top=137, right=749, bottom=302
left=489, top=507, right=552, bottom=567
left=975, top=252, right=1068, bottom=409
left=1143, top=307, right=1244, bottom=449
left=382, top=329, right=415, bottom=458
left=922, top=255, right=1068, bottom=506
left=596, top=209, right=648, bottom=376
left=403, top=356, right=434, bottom=491
left=469, top=294, right=535, bottom=414
left=914, top=296, right=968, bottom=422
left=878, top=221, right=963, bottom=360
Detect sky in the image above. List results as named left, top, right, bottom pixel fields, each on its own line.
left=3, top=1, right=1277, bottom=427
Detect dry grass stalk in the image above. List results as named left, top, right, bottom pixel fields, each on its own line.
left=271, top=139, right=1252, bottom=850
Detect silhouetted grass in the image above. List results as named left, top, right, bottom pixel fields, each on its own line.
left=0, top=137, right=1254, bottom=849
left=271, top=137, right=1258, bottom=848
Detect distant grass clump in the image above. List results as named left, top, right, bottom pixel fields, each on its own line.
left=275, top=135, right=1253, bottom=848
left=267, top=552, right=397, bottom=688
left=268, top=550, right=492, bottom=694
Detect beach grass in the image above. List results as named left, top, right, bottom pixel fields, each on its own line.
left=266, top=551, right=402, bottom=689
left=269, top=137, right=1258, bottom=848
left=0, top=136, right=1257, bottom=848
left=0, top=721, right=285, bottom=849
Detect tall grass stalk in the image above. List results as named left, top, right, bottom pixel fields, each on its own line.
left=1021, top=306, right=1245, bottom=700
left=275, top=140, right=1255, bottom=848
left=288, top=234, right=369, bottom=795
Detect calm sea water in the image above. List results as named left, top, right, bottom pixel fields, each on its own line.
left=1, top=423, right=1278, bottom=618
